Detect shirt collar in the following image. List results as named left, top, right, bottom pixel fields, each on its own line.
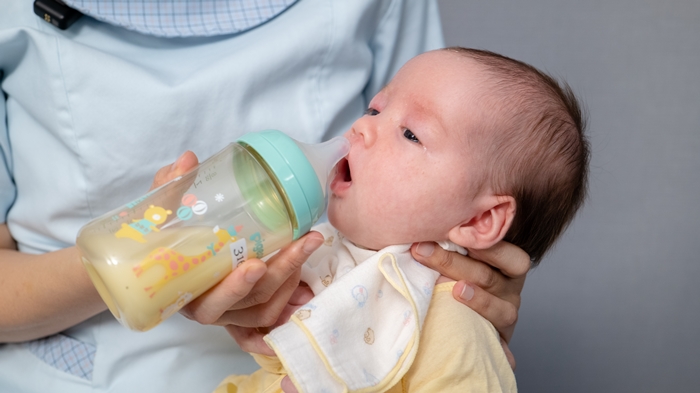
left=62, top=0, right=299, bottom=37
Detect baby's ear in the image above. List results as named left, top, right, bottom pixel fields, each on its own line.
left=448, top=195, right=516, bottom=250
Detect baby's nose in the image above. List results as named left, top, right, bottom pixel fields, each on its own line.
left=350, top=118, right=376, bottom=148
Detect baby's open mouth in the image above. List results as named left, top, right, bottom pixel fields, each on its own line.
left=330, top=157, right=352, bottom=194
left=340, top=158, right=352, bottom=182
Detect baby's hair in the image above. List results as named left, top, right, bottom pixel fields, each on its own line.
left=443, top=47, right=590, bottom=265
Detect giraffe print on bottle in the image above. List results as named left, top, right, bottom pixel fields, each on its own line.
left=133, top=225, right=238, bottom=297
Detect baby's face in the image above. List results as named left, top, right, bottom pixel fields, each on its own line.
left=328, top=51, right=490, bottom=250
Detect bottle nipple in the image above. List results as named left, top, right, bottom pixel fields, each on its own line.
left=236, top=130, right=350, bottom=239
left=292, top=135, right=351, bottom=199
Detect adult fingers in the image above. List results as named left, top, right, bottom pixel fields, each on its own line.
left=412, top=242, right=515, bottom=298
left=501, top=337, right=517, bottom=371
left=226, top=285, right=310, bottom=350
left=203, top=232, right=323, bottom=327
left=281, top=376, right=299, bottom=393
left=224, top=324, right=274, bottom=356
left=412, top=242, right=526, bottom=342
left=183, top=231, right=322, bottom=327
left=287, top=283, right=314, bottom=306
left=228, top=232, right=324, bottom=311
left=179, top=259, right=267, bottom=324
left=466, top=241, right=531, bottom=279
left=149, top=150, right=199, bottom=191
left=452, top=280, right=519, bottom=343
left=215, top=270, right=302, bottom=327
left=268, top=287, right=309, bottom=330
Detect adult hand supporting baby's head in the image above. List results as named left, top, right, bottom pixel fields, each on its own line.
left=410, top=240, right=530, bottom=369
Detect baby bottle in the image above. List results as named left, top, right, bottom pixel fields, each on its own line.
left=76, top=130, right=350, bottom=332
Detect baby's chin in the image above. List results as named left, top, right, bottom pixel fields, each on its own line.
left=327, top=217, right=400, bottom=251
left=342, top=235, right=390, bottom=251
left=327, top=216, right=377, bottom=250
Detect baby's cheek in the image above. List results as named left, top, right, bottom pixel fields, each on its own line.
left=364, top=189, right=406, bottom=227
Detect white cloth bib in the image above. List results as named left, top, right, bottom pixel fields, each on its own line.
left=265, top=224, right=466, bottom=393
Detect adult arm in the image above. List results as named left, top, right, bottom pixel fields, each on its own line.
left=0, top=153, right=202, bottom=342
left=0, top=228, right=106, bottom=342
left=0, top=151, right=318, bottom=343
left=0, top=58, right=107, bottom=342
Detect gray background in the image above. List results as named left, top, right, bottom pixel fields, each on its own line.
left=438, top=1, right=700, bottom=392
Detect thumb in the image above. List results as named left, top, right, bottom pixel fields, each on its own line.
left=149, top=151, right=199, bottom=190
left=280, top=376, right=299, bottom=393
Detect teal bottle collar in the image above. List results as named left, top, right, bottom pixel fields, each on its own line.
left=237, top=130, right=324, bottom=239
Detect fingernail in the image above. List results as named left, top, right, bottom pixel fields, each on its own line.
left=303, top=235, right=324, bottom=254
left=245, top=266, right=265, bottom=283
left=459, top=283, right=475, bottom=301
left=179, top=308, right=193, bottom=320
left=415, top=242, right=434, bottom=257
left=171, top=153, right=186, bottom=171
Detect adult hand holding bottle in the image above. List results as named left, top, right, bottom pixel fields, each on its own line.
left=0, top=149, right=323, bottom=343
left=148, top=150, right=325, bottom=332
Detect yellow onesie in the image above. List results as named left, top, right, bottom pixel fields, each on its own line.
left=215, top=282, right=517, bottom=393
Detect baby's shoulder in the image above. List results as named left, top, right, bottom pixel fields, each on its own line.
left=401, top=283, right=517, bottom=392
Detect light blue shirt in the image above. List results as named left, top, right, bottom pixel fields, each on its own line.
left=0, top=0, right=444, bottom=392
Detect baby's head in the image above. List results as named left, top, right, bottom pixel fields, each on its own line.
left=328, top=47, right=589, bottom=264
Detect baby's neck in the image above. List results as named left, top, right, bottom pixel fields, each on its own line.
left=342, top=232, right=453, bottom=253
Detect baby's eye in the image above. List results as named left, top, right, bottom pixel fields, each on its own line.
left=403, top=129, right=420, bottom=144
left=364, top=108, right=380, bottom=116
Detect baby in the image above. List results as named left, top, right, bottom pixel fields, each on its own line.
left=216, top=47, right=589, bottom=393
